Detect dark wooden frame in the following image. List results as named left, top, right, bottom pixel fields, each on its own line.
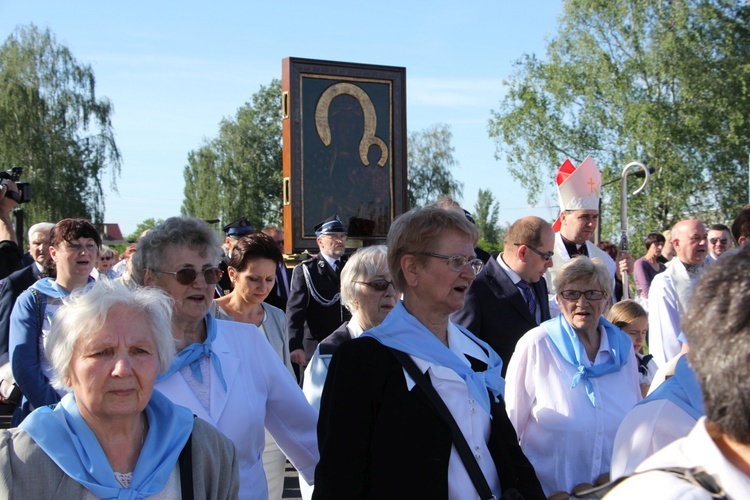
left=282, top=57, right=407, bottom=255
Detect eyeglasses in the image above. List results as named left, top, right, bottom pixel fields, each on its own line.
left=514, top=243, right=554, bottom=261
left=560, top=289, right=607, bottom=301
left=354, top=279, right=396, bottom=291
left=321, top=234, right=347, bottom=242
left=155, top=267, right=223, bottom=286
left=420, top=252, right=484, bottom=275
left=101, top=256, right=113, bottom=261
left=709, top=237, right=727, bottom=245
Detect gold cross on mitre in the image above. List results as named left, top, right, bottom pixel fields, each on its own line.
left=587, top=177, right=598, bottom=193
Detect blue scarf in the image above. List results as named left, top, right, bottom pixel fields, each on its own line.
left=362, top=301, right=505, bottom=417
left=20, top=391, right=193, bottom=499
left=157, top=313, right=227, bottom=392
left=544, top=314, right=632, bottom=407
left=638, top=355, right=704, bottom=420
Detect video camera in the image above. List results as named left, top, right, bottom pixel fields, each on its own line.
left=0, top=167, right=31, bottom=204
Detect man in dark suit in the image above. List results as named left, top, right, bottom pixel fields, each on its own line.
left=261, top=225, right=291, bottom=311
left=287, top=215, right=351, bottom=374
left=0, top=222, right=53, bottom=357
left=452, top=216, right=555, bottom=375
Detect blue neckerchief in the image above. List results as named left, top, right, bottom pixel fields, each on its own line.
left=543, top=314, right=632, bottom=407
left=637, top=355, right=704, bottom=420
left=20, top=391, right=193, bottom=499
left=362, top=301, right=505, bottom=418
left=29, top=276, right=95, bottom=299
left=157, top=313, right=227, bottom=392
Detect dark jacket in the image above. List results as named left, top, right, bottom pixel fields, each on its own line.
left=286, top=254, right=350, bottom=360
left=0, top=264, right=40, bottom=356
left=452, top=255, right=550, bottom=376
left=314, top=336, right=545, bottom=500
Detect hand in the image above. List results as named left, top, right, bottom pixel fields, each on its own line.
left=618, top=253, right=634, bottom=275
left=0, top=180, right=19, bottom=216
left=290, top=349, right=307, bottom=366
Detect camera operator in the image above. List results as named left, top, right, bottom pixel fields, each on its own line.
left=0, top=179, right=22, bottom=279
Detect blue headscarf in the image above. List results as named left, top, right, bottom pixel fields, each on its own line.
left=157, top=313, right=227, bottom=391
left=637, top=355, right=704, bottom=420
left=362, top=301, right=505, bottom=418
left=544, top=314, right=632, bottom=407
left=20, top=390, right=193, bottom=499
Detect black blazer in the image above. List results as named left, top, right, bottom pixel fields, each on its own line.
left=452, top=256, right=550, bottom=376
left=286, top=255, right=350, bottom=360
left=264, top=263, right=292, bottom=312
left=314, top=336, right=544, bottom=500
left=0, top=264, right=40, bottom=356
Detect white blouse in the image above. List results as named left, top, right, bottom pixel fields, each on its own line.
left=505, top=324, right=641, bottom=496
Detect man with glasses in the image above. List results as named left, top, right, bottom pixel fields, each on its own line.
left=287, top=214, right=351, bottom=381
left=705, top=223, right=732, bottom=265
left=649, top=219, right=708, bottom=366
left=452, top=216, right=554, bottom=375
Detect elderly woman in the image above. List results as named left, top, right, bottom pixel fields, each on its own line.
left=633, top=232, right=667, bottom=300
left=303, top=245, right=396, bottom=410
left=93, top=244, right=116, bottom=280
left=505, top=256, right=641, bottom=496
left=133, top=217, right=318, bottom=500
left=0, top=279, right=238, bottom=497
left=9, top=218, right=101, bottom=425
left=214, top=231, right=293, bottom=500
left=314, top=207, right=544, bottom=499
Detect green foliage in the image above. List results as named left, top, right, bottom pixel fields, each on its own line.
left=477, top=238, right=502, bottom=257
left=182, top=80, right=282, bottom=229
left=473, top=188, right=501, bottom=244
left=407, top=123, right=463, bottom=208
left=488, top=0, right=750, bottom=249
left=0, top=24, right=121, bottom=228
left=126, top=217, right=164, bottom=242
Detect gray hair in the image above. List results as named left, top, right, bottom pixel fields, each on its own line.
left=46, top=279, right=176, bottom=392
left=340, top=245, right=389, bottom=312
left=387, top=207, right=478, bottom=292
left=553, top=256, right=611, bottom=299
left=100, top=244, right=114, bottom=259
left=27, top=222, right=54, bottom=241
left=131, top=217, right=223, bottom=285
left=684, top=250, right=750, bottom=443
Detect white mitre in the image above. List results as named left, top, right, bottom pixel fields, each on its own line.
left=557, top=156, right=601, bottom=211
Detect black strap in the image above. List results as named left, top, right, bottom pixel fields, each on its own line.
left=179, top=428, right=194, bottom=500
left=388, top=348, right=496, bottom=500
left=574, top=466, right=727, bottom=499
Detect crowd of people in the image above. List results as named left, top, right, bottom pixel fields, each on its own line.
left=0, top=159, right=749, bottom=499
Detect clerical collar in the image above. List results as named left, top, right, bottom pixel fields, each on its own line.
left=560, top=234, right=588, bottom=257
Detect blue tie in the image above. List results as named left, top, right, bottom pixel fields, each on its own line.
left=517, top=280, right=537, bottom=321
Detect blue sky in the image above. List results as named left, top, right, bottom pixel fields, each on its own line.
left=0, top=1, right=563, bottom=236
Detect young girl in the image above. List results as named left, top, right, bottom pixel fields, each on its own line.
left=607, top=300, right=658, bottom=397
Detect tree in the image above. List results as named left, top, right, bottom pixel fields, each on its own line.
left=182, top=80, right=282, bottom=229
left=0, top=24, right=121, bottom=231
left=407, top=123, right=463, bottom=208
left=126, top=217, right=164, bottom=242
left=488, top=0, right=750, bottom=250
left=474, top=188, right=501, bottom=244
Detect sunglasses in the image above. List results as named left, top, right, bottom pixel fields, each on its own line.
left=155, top=267, right=223, bottom=285
left=709, top=237, right=727, bottom=245
left=514, top=243, right=554, bottom=261
left=354, top=279, right=395, bottom=291
left=420, top=252, right=484, bottom=275
left=560, top=289, right=607, bottom=301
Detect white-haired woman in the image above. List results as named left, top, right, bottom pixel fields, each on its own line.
left=505, top=256, right=641, bottom=496
left=0, top=279, right=238, bottom=497
left=133, top=216, right=318, bottom=500
left=303, top=245, right=397, bottom=410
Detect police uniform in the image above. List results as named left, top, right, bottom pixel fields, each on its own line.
left=286, top=215, right=351, bottom=364
left=217, top=218, right=253, bottom=296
